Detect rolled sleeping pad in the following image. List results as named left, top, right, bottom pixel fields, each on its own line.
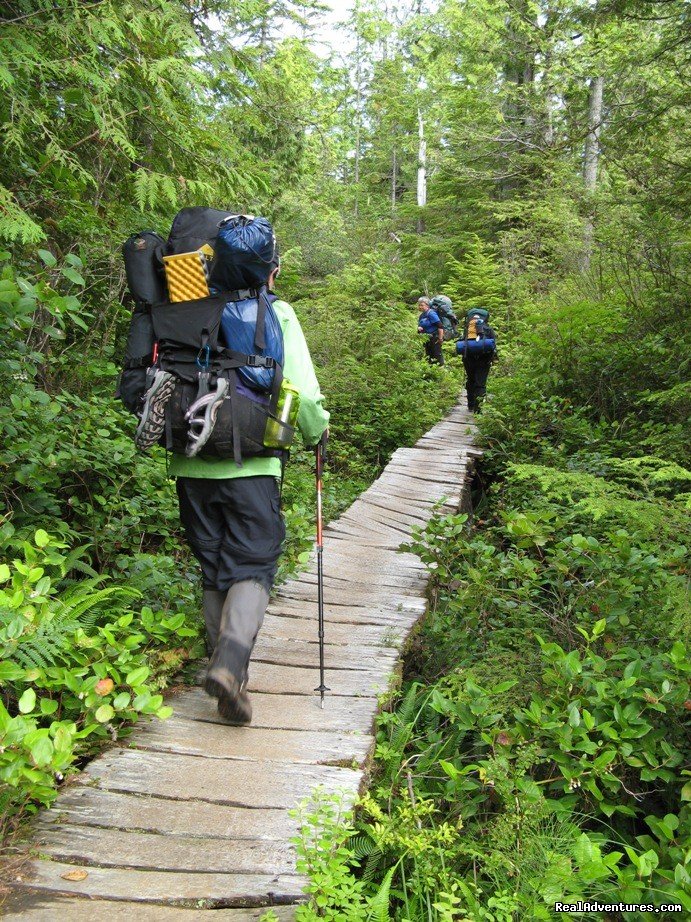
left=456, top=337, right=496, bottom=356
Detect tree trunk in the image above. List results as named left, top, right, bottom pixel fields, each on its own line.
left=416, top=107, right=426, bottom=233
left=581, top=75, right=604, bottom=270
left=391, top=146, right=397, bottom=212
left=354, top=18, right=362, bottom=218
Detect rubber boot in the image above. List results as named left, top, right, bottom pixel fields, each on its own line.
left=205, top=580, right=269, bottom=725
left=202, top=589, right=226, bottom=656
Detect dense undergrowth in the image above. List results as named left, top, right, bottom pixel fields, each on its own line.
left=291, top=278, right=690, bottom=920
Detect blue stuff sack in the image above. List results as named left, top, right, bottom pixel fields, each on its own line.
left=221, top=294, right=284, bottom=391
left=211, top=215, right=276, bottom=291
left=456, top=337, right=496, bottom=356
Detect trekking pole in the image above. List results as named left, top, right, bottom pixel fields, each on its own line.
left=314, top=431, right=330, bottom=708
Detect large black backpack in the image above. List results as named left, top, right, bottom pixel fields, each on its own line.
left=117, top=208, right=286, bottom=464
left=429, top=295, right=458, bottom=341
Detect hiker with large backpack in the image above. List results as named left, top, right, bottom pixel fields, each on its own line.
left=118, top=208, right=329, bottom=724
left=429, top=294, right=458, bottom=342
left=417, top=296, right=444, bottom=366
left=455, top=307, right=497, bottom=412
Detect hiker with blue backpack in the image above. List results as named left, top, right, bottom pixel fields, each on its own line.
left=118, top=209, right=329, bottom=724
left=417, top=296, right=444, bottom=366
left=455, top=307, right=497, bottom=412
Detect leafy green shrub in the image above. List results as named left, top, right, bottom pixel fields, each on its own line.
left=0, top=528, right=200, bottom=832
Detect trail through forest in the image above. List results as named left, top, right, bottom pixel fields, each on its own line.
left=4, top=404, right=477, bottom=917
left=1, top=0, right=690, bottom=918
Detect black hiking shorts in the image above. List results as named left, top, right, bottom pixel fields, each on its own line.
left=176, top=476, right=285, bottom=593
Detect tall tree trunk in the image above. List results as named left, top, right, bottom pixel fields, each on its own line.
left=391, top=145, right=397, bottom=212
left=416, top=107, right=426, bottom=233
left=581, top=75, right=604, bottom=270
left=354, top=13, right=362, bottom=218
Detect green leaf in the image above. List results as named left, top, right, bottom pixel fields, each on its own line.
left=113, top=692, right=131, bottom=710
left=95, top=704, right=115, bottom=723
left=38, top=249, right=57, bottom=267
left=0, top=563, right=10, bottom=582
left=34, top=529, right=50, bottom=548
left=126, top=666, right=150, bottom=687
left=60, top=267, right=85, bottom=286
left=0, top=661, right=24, bottom=681
left=30, top=735, right=54, bottom=767
left=18, top=687, right=36, bottom=714
left=40, top=698, right=59, bottom=716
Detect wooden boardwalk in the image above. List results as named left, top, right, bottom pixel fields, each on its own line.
left=5, top=403, right=478, bottom=920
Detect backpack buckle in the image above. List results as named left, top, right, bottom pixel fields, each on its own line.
left=244, top=355, right=275, bottom=368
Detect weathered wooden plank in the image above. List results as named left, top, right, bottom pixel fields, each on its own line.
left=168, top=689, right=379, bottom=733
left=41, top=787, right=295, bottom=841
left=356, top=494, right=432, bottom=525
left=243, top=661, right=394, bottom=697
left=269, top=594, right=424, bottom=623
left=12, top=860, right=304, bottom=905
left=290, top=570, right=425, bottom=593
left=78, top=749, right=361, bottom=809
left=37, top=824, right=298, bottom=876
left=134, top=720, right=372, bottom=765
left=2, top=893, right=296, bottom=921
left=251, top=634, right=399, bottom=669
left=325, top=516, right=410, bottom=544
left=259, top=613, right=399, bottom=647
left=336, top=504, right=417, bottom=535
left=280, top=545, right=426, bottom=576
left=386, top=464, right=459, bottom=485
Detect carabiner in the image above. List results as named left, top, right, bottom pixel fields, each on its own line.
left=196, top=344, right=211, bottom=370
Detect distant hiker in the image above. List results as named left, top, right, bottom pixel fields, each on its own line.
left=417, top=296, right=444, bottom=366
left=429, top=295, right=458, bottom=341
left=118, top=209, right=329, bottom=725
left=456, top=307, right=497, bottom=412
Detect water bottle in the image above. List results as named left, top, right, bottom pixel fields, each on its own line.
left=264, top=381, right=300, bottom=449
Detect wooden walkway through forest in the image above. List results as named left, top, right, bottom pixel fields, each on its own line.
left=6, top=402, right=478, bottom=920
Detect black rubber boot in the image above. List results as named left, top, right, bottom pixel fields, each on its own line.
left=202, top=589, right=226, bottom=656
left=204, top=580, right=269, bottom=725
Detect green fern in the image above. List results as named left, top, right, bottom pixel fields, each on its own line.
left=13, top=581, right=141, bottom=670
left=366, top=866, right=395, bottom=922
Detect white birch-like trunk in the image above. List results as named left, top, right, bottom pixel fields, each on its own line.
left=581, top=75, right=604, bottom=270
left=417, top=108, right=427, bottom=232
left=353, top=20, right=362, bottom=217
left=391, top=146, right=397, bottom=211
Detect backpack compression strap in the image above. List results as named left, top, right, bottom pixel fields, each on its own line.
left=253, top=287, right=271, bottom=352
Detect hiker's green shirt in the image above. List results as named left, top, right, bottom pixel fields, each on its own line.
left=168, top=299, right=329, bottom=480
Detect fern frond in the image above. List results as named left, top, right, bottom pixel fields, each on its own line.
left=366, top=866, right=395, bottom=922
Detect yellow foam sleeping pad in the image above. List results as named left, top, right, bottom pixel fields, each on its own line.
left=163, top=245, right=214, bottom=302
